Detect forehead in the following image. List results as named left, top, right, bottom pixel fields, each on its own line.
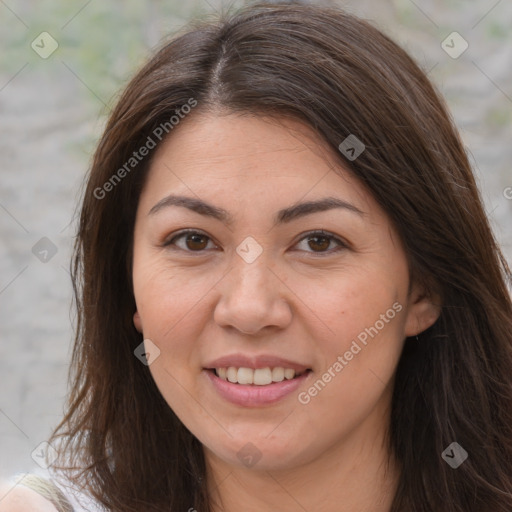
left=141, top=112, right=372, bottom=210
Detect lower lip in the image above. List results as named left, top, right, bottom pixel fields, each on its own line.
left=204, top=369, right=312, bottom=407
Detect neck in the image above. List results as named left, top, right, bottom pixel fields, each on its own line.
left=204, top=405, right=399, bottom=512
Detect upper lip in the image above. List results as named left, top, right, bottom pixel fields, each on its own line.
left=204, top=354, right=311, bottom=372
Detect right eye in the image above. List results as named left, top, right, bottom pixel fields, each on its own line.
left=163, top=229, right=218, bottom=253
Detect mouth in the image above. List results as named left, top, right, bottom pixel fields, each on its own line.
left=206, top=366, right=312, bottom=385
left=203, top=367, right=313, bottom=407
left=202, top=354, right=313, bottom=406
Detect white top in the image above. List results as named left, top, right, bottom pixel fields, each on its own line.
left=6, top=467, right=104, bottom=512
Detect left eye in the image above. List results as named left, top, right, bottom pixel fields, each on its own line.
left=163, top=229, right=347, bottom=255
left=294, top=231, right=347, bottom=254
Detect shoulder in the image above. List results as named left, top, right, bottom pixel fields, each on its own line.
left=1, top=470, right=103, bottom=512
left=0, top=480, right=58, bottom=512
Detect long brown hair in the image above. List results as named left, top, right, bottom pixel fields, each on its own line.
left=50, top=2, right=512, bottom=511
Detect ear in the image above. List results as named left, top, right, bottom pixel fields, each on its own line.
left=133, top=311, right=143, bottom=333
left=403, top=282, right=442, bottom=337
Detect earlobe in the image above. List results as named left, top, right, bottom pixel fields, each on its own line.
left=133, top=311, right=143, bottom=333
left=403, top=286, right=442, bottom=337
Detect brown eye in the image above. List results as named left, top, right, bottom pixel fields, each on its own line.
left=184, top=233, right=209, bottom=251
left=164, top=229, right=346, bottom=256
left=307, top=235, right=331, bottom=252
left=295, top=230, right=347, bottom=255
left=164, top=230, right=215, bottom=252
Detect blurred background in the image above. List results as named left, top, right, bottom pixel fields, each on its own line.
left=1, top=0, right=511, bottom=480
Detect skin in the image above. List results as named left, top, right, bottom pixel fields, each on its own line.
left=132, top=112, right=441, bottom=512
left=0, top=484, right=58, bottom=512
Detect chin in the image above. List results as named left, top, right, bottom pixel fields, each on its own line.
left=202, top=430, right=317, bottom=472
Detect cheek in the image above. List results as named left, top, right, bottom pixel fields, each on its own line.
left=292, top=267, right=407, bottom=407
left=293, top=264, right=406, bottom=348
left=133, top=257, right=214, bottom=336
left=133, top=264, right=206, bottom=411
left=132, top=259, right=222, bottom=398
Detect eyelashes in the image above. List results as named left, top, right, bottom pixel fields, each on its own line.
left=162, top=229, right=348, bottom=256
left=163, top=230, right=216, bottom=252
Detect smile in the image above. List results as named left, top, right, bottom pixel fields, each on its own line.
left=204, top=368, right=312, bottom=407
left=214, top=366, right=308, bottom=385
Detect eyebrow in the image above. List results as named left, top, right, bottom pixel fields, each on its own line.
left=148, top=194, right=364, bottom=225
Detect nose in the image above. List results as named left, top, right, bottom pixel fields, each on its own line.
left=213, top=251, right=293, bottom=335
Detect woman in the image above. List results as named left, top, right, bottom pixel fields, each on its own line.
left=2, top=1, right=511, bottom=511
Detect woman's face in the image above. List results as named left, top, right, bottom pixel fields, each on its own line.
left=132, top=113, right=439, bottom=471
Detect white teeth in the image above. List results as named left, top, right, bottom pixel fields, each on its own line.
left=253, top=367, right=272, bottom=385
left=271, top=367, right=285, bottom=382
left=215, top=366, right=303, bottom=385
left=226, top=367, right=238, bottom=383
left=284, top=368, right=295, bottom=380
left=237, top=367, right=254, bottom=385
